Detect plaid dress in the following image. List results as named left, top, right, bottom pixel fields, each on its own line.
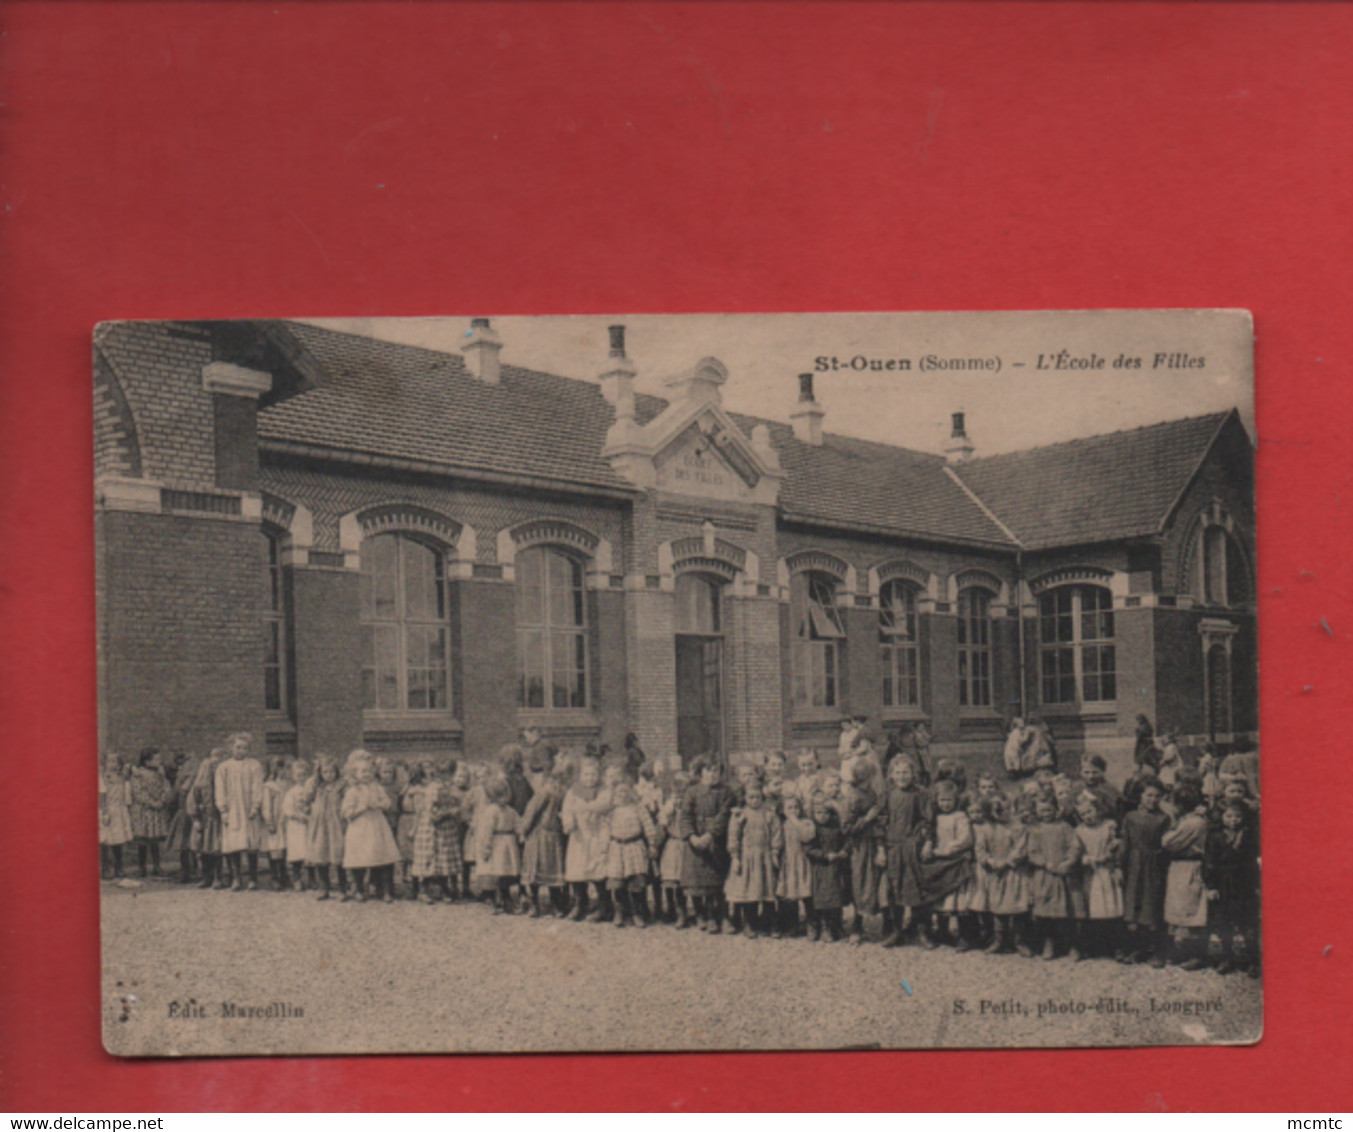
left=412, top=781, right=463, bottom=878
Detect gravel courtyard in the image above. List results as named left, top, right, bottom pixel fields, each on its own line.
left=102, top=880, right=1261, bottom=1057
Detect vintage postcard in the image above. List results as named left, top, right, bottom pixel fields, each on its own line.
left=96, top=309, right=1259, bottom=1055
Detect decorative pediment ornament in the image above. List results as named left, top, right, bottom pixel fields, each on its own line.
left=601, top=359, right=783, bottom=505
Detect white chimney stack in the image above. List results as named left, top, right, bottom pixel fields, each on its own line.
left=461, top=317, right=503, bottom=384
left=599, top=324, right=637, bottom=413
left=945, top=411, right=975, bottom=464
left=790, top=372, right=825, bottom=446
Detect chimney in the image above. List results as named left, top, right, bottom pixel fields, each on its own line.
left=945, top=410, right=975, bottom=464
left=790, top=372, right=825, bottom=446
left=599, top=323, right=637, bottom=413
left=461, top=317, right=503, bottom=384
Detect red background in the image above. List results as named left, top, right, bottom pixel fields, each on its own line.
left=1, top=0, right=1349, bottom=1112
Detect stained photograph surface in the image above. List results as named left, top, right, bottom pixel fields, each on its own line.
left=95, top=310, right=1260, bottom=1055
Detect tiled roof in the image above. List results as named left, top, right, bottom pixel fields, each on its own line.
left=257, top=323, right=1014, bottom=547
left=728, top=414, right=1013, bottom=546
left=258, top=322, right=663, bottom=494
left=951, top=411, right=1233, bottom=550
left=250, top=323, right=1231, bottom=553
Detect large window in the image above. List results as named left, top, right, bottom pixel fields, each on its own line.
left=1199, top=525, right=1251, bottom=607
left=791, top=572, right=845, bottom=709
left=361, top=533, right=451, bottom=711
left=956, top=586, right=993, bottom=708
left=1039, top=584, right=1115, bottom=705
left=879, top=579, right=920, bottom=709
left=263, top=532, right=287, bottom=714
left=516, top=546, right=589, bottom=710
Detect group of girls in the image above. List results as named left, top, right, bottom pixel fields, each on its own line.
left=100, top=727, right=1260, bottom=976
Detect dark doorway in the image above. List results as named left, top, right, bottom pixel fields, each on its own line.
left=674, top=573, right=725, bottom=765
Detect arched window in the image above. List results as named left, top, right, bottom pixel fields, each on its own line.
left=879, top=579, right=920, bottom=708
left=360, top=532, right=451, bottom=711
left=516, top=546, right=588, bottom=710
left=1039, top=584, right=1115, bottom=705
left=674, top=572, right=722, bottom=635
left=791, top=572, right=845, bottom=709
left=956, top=586, right=993, bottom=708
left=263, top=531, right=288, bottom=714
left=1197, top=525, right=1252, bottom=607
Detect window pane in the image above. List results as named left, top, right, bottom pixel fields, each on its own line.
left=822, top=642, right=836, bottom=707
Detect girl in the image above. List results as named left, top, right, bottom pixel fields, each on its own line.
left=450, top=761, right=478, bottom=900
left=1074, top=790, right=1124, bottom=959
left=280, top=758, right=311, bottom=891
left=186, top=748, right=225, bottom=889
left=306, top=755, right=347, bottom=900
left=163, top=753, right=200, bottom=883
left=964, top=798, right=993, bottom=950
left=520, top=759, right=570, bottom=916
left=339, top=751, right=400, bottom=902
left=412, top=760, right=461, bottom=903
left=561, top=756, right=610, bottom=921
left=658, top=769, right=692, bottom=927
left=215, top=732, right=265, bottom=892
left=129, top=748, right=172, bottom=878
left=817, top=768, right=845, bottom=820
left=1117, top=776, right=1169, bottom=965
left=1051, top=774, right=1079, bottom=827
left=880, top=755, right=931, bottom=948
left=1011, top=791, right=1040, bottom=956
left=376, top=757, right=406, bottom=894
left=476, top=773, right=522, bottom=913
left=841, top=760, right=883, bottom=945
left=677, top=757, right=735, bottom=933
left=763, top=750, right=789, bottom=812
left=1026, top=794, right=1082, bottom=960
left=463, top=762, right=490, bottom=900
left=977, top=795, right=1029, bottom=954
left=260, top=755, right=290, bottom=890
left=1161, top=781, right=1211, bottom=969
left=1198, top=747, right=1221, bottom=804
left=98, top=752, right=133, bottom=879
left=1204, top=801, right=1260, bottom=975
left=776, top=792, right=815, bottom=938
left=1003, top=716, right=1030, bottom=778
left=496, top=743, right=535, bottom=817
left=606, top=779, right=659, bottom=927
left=725, top=780, right=782, bottom=938
left=919, top=779, right=976, bottom=949
left=791, top=749, right=822, bottom=814
left=1157, top=733, right=1184, bottom=792
left=804, top=793, right=849, bottom=942
left=400, top=762, right=432, bottom=899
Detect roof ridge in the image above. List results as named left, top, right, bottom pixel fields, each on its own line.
left=286, top=319, right=671, bottom=409
left=962, top=409, right=1233, bottom=464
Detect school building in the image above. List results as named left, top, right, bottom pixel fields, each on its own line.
left=93, top=318, right=1258, bottom=778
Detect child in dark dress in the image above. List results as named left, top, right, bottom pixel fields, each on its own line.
left=805, top=793, right=850, bottom=942
left=1204, top=800, right=1261, bottom=975
left=1117, top=776, right=1170, bottom=965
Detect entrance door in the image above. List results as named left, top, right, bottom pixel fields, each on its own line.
left=676, top=635, right=723, bottom=763
left=673, top=572, right=725, bottom=765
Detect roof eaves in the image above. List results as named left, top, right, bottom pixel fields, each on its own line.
left=258, top=438, right=644, bottom=502
left=777, top=508, right=1018, bottom=552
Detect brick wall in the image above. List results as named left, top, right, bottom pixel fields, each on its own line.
left=722, top=595, right=784, bottom=752
left=93, top=350, right=141, bottom=479
left=99, top=510, right=265, bottom=755
left=261, top=459, right=626, bottom=560
left=624, top=588, right=677, bottom=758
left=96, top=323, right=217, bottom=490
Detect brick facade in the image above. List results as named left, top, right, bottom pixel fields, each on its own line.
left=93, top=320, right=1257, bottom=777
